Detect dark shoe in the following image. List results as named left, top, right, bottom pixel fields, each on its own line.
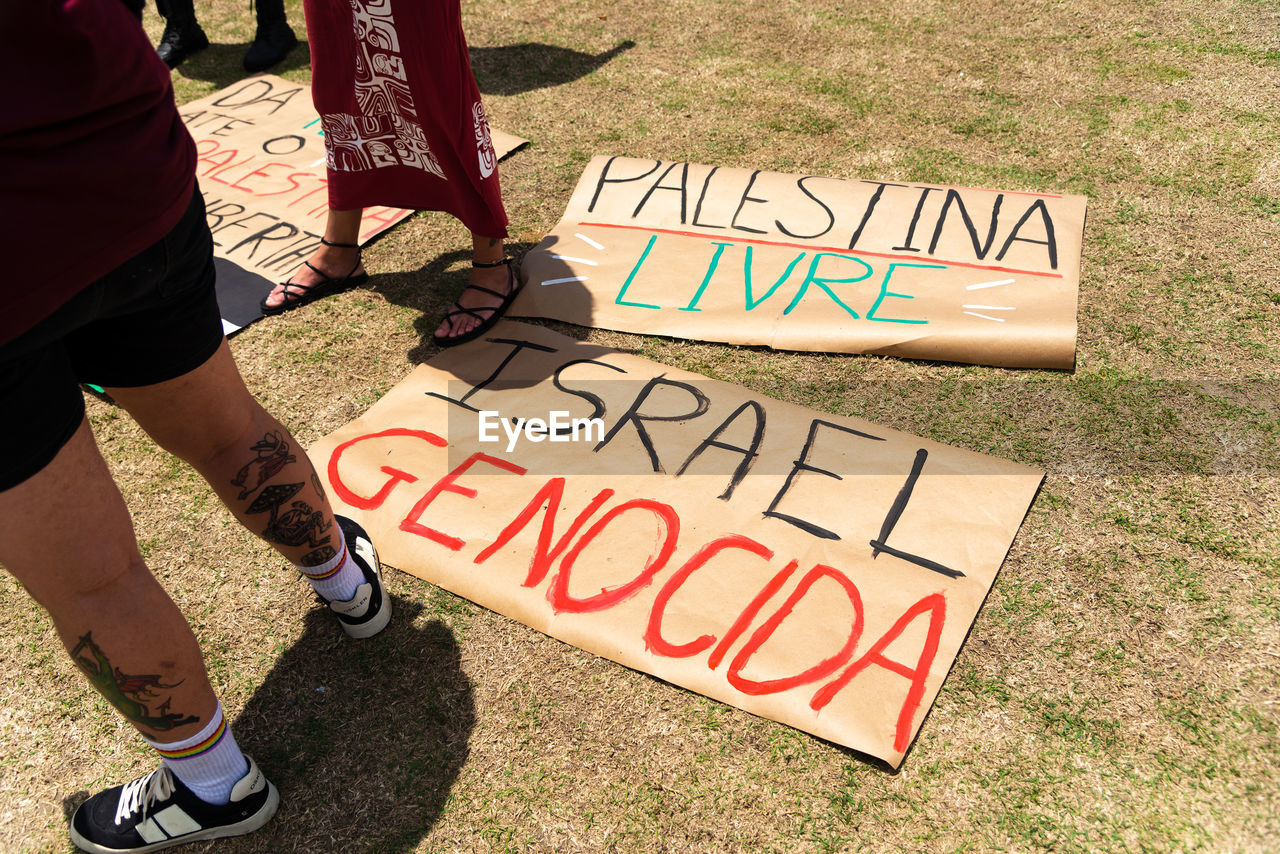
left=260, top=238, right=369, bottom=316
left=156, top=19, right=209, bottom=69
left=69, top=756, right=277, bottom=853
left=243, top=19, right=298, bottom=73
left=328, top=516, right=391, bottom=639
left=432, top=258, right=523, bottom=348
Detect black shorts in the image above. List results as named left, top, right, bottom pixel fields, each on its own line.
left=0, top=186, right=224, bottom=491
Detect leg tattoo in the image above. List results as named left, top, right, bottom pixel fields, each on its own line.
left=245, top=482, right=333, bottom=551
left=71, top=632, right=199, bottom=731
left=299, top=544, right=338, bottom=567
left=310, top=471, right=328, bottom=503
left=230, top=431, right=296, bottom=501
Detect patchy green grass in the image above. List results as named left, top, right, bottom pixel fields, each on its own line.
left=3, top=0, right=1279, bottom=851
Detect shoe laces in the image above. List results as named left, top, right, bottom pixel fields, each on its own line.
left=114, top=766, right=175, bottom=826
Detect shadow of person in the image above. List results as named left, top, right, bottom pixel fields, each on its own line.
left=210, top=597, right=474, bottom=852
left=359, top=241, right=591, bottom=369
left=171, top=42, right=313, bottom=89
left=470, top=40, right=636, bottom=95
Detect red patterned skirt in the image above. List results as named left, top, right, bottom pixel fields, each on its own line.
left=302, top=0, right=508, bottom=237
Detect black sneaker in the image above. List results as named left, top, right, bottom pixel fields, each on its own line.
left=70, top=755, right=277, bottom=853
left=243, top=19, right=298, bottom=73
left=330, top=515, right=392, bottom=639
left=155, top=18, right=209, bottom=69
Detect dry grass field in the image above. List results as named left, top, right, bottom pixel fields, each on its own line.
left=2, top=0, right=1278, bottom=851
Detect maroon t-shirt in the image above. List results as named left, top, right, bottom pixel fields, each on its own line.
left=0, top=0, right=196, bottom=346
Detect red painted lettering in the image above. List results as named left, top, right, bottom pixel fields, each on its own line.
left=196, top=145, right=240, bottom=176
left=230, top=162, right=296, bottom=195
left=644, top=534, right=773, bottom=658
left=359, top=206, right=409, bottom=240
left=727, top=564, right=864, bottom=695
left=809, top=592, right=947, bottom=752
left=400, top=452, right=527, bottom=551
left=706, top=559, right=799, bottom=670
left=207, top=154, right=257, bottom=185
left=286, top=181, right=329, bottom=209
left=473, top=477, right=615, bottom=588
left=547, top=499, right=680, bottom=613
left=326, top=428, right=446, bottom=510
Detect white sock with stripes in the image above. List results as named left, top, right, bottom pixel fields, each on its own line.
left=144, top=702, right=247, bottom=805
left=295, top=526, right=364, bottom=603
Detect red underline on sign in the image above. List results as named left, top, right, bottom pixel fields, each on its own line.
left=576, top=222, right=1066, bottom=279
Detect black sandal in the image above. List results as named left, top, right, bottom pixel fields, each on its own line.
left=260, top=238, right=370, bottom=316
left=432, top=257, right=523, bottom=348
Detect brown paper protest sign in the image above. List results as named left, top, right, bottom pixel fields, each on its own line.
left=308, top=321, right=1043, bottom=766
left=180, top=75, right=526, bottom=286
left=515, top=156, right=1086, bottom=369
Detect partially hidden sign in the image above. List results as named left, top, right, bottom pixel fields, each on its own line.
left=309, top=321, right=1043, bottom=766
left=516, top=156, right=1085, bottom=369
left=179, top=75, right=527, bottom=333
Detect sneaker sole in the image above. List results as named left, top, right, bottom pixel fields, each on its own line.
left=69, top=781, right=279, bottom=853
left=343, top=594, right=391, bottom=639
left=336, top=517, right=391, bottom=639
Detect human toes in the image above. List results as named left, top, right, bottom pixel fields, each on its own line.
left=264, top=283, right=293, bottom=309
left=434, top=314, right=473, bottom=340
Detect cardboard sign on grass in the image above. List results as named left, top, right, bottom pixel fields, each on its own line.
left=179, top=75, right=527, bottom=332
left=517, top=156, right=1085, bottom=369
left=309, top=321, right=1043, bottom=766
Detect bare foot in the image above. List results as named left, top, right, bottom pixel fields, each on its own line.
left=433, top=260, right=516, bottom=340
left=263, top=243, right=365, bottom=311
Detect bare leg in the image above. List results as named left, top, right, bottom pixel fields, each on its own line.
left=106, top=339, right=343, bottom=571
left=433, top=232, right=515, bottom=340
left=1, top=338, right=360, bottom=746
left=262, top=208, right=365, bottom=312
left=0, top=420, right=218, bottom=742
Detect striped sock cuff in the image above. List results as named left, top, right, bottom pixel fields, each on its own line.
left=298, top=542, right=349, bottom=580
left=146, top=703, right=227, bottom=761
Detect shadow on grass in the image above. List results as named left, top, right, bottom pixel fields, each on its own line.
left=172, top=38, right=632, bottom=95
left=173, top=41, right=313, bottom=90
left=359, top=242, right=593, bottom=367
left=471, top=40, right=636, bottom=95
left=226, top=597, right=472, bottom=852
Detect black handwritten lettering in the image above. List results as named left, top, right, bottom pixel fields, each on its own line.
left=891, top=186, right=937, bottom=252
left=551, top=358, right=628, bottom=434
left=209, top=211, right=277, bottom=243
left=632, top=161, right=690, bottom=222
left=675, top=400, right=766, bottom=500
left=210, top=78, right=303, bottom=115
left=731, top=170, right=769, bottom=235
left=261, top=235, right=325, bottom=273
left=849, top=181, right=907, bottom=249
left=869, top=449, right=963, bottom=578
left=203, top=200, right=246, bottom=231
left=262, top=135, right=307, bottom=156
left=226, top=220, right=302, bottom=260
left=589, top=156, right=662, bottom=214
left=426, top=338, right=559, bottom=413
left=764, top=419, right=885, bottom=539
left=776, top=176, right=836, bottom=240
left=691, top=165, right=727, bottom=229
left=927, top=190, right=1004, bottom=260
left=595, top=376, right=711, bottom=473
left=996, top=198, right=1058, bottom=269
left=183, top=111, right=253, bottom=137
